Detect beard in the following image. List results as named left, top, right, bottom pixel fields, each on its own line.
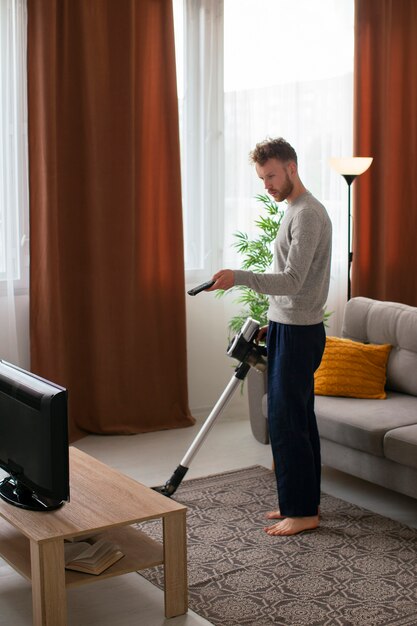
left=269, top=171, right=294, bottom=202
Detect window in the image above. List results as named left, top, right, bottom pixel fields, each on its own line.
left=174, top=0, right=353, bottom=328
left=0, top=0, right=29, bottom=292
left=173, top=0, right=224, bottom=279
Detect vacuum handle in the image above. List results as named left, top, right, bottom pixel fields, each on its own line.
left=187, top=280, right=215, bottom=296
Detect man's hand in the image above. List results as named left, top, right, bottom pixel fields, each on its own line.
left=256, top=325, right=268, bottom=344
left=206, top=269, right=235, bottom=291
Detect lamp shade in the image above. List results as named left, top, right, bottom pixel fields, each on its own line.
left=329, top=157, right=373, bottom=176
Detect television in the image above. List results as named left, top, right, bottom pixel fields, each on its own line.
left=0, top=360, right=69, bottom=511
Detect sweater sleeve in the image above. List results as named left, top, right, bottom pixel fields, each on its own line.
left=234, top=208, right=323, bottom=296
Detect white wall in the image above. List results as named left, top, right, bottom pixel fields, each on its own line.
left=185, top=289, right=249, bottom=421
left=0, top=295, right=30, bottom=369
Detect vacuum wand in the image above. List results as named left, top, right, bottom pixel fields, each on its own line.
left=154, top=317, right=266, bottom=497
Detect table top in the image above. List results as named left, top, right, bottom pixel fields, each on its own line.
left=0, top=447, right=186, bottom=543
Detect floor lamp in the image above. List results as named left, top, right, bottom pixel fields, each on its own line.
left=329, top=157, right=373, bottom=300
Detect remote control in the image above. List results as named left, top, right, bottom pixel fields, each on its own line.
left=187, top=280, right=215, bottom=296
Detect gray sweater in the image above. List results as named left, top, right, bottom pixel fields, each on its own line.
left=234, top=191, right=332, bottom=325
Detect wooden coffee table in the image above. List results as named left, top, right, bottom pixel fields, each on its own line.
left=0, top=447, right=187, bottom=625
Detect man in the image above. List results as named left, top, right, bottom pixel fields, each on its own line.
left=207, top=137, right=332, bottom=536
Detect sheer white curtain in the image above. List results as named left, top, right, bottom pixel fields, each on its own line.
left=0, top=0, right=29, bottom=364
left=223, top=0, right=354, bottom=335
left=176, top=0, right=224, bottom=280
left=175, top=0, right=353, bottom=332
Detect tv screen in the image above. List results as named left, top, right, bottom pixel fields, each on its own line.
left=0, top=360, right=69, bottom=511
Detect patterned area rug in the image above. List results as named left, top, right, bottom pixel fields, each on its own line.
left=137, top=466, right=417, bottom=626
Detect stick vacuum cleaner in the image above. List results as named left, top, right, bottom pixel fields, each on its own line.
left=154, top=282, right=267, bottom=497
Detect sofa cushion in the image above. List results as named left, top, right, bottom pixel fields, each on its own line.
left=384, top=425, right=417, bottom=470
left=315, top=392, right=417, bottom=457
left=314, top=336, right=391, bottom=399
left=342, top=297, right=417, bottom=396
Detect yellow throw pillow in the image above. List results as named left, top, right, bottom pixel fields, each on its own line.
left=314, top=336, right=392, bottom=399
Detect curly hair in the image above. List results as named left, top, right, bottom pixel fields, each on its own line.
left=249, top=137, right=298, bottom=166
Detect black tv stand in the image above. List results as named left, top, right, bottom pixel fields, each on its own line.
left=0, top=476, right=64, bottom=511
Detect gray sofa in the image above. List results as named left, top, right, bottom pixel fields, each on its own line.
left=247, top=297, right=417, bottom=500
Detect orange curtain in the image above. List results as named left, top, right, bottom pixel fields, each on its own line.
left=27, top=0, right=194, bottom=441
left=353, top=0, right=417, bottom=304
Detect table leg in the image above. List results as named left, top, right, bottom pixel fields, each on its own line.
left=163, top=510, right=188, bottom=618
left=30, top=538, right=67, bottom=626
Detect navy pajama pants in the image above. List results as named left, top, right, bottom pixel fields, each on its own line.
left=267, top=320, right=326, bottom=517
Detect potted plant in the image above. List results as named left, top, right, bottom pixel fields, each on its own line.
left=216, top=193, right=283, bottom=443
left=218, top=193, right=284, bottom=335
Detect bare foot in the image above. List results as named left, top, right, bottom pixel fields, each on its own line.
left=264, top=515, right=319, bottom=536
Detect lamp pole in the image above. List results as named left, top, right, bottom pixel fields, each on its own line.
left=342, top=174, right=356, bottom=301
left=329, top=157, right=373, bottom=302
